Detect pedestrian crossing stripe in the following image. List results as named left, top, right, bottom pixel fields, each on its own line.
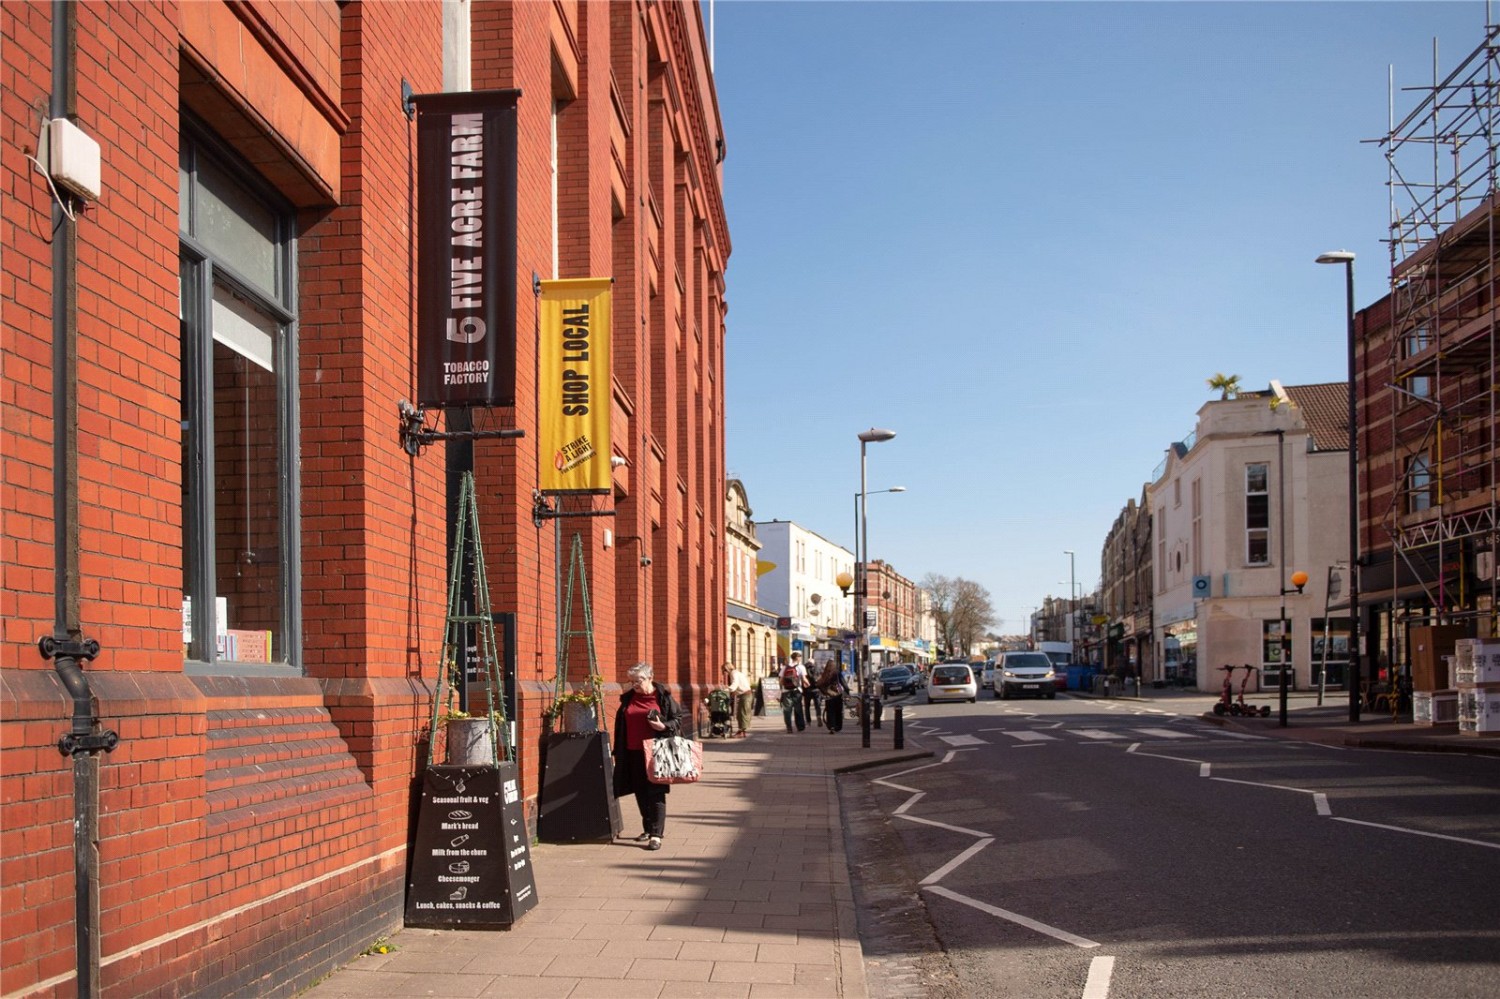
left=937, top=727, right=1273, bottom=744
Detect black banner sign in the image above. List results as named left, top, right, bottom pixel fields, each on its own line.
left=405, top=763, right=538, bottom=928
left=414, top=90, right=520, bottom=408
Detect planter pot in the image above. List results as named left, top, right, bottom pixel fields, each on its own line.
left=445, top=717, right=494, bottom=766
left=557, top=701, right=598, bottom=734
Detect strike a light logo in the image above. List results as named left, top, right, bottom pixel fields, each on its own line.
left=554, top=433, right=595, bottom=474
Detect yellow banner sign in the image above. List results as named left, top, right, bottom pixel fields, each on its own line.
left=539, top=278, right=612, bottom=492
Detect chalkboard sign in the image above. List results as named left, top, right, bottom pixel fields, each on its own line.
left=405, top=762, right=538, bottom=928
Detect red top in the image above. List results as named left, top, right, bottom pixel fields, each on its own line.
left=624, top=690, right=661, bottom=750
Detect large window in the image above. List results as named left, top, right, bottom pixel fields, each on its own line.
left=1245, top=463, right=1269, bottom=565
left=180, top=126, right=299, bottom=671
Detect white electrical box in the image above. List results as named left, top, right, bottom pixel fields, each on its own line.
left=39, top=117, right=101, bottom=201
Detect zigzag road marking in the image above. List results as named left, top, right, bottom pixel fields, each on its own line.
left=924, top=885, right=1100, bottom=949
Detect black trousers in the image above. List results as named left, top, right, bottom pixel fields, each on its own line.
left=825, top=694, right=844, bottom=732
left=623, top=747, right=667, bottom=836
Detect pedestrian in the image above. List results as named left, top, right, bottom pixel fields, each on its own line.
left=723, top=662, right=753, bottom=738
left=780, top=653, right=808, bottom=732
left=817, top=659, right=847, bottom=733
left=611, top=662, right=681, bottom=851
left=804, top=659, right=824, bottom=728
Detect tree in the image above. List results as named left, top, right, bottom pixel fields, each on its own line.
left=1206, top=372, right=1241, bottom=400
left=921, top=574, right=997, bottom=656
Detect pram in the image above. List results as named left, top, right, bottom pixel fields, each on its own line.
left=705, top=687, right=734, bottom=739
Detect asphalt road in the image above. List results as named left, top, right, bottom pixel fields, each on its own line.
left=840, top=691, right=1500, bottom=999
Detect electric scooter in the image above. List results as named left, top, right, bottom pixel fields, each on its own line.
left=1232, top=664, right=1271, bottom=717
left=1214, top=665, right=1236, bottom=716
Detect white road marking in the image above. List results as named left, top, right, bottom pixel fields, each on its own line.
left=1127, top=745, right=1205, bottom=766
left=924, top=885, right=1100, bottom=949
left=1004, top=731, right=1058, bottom=742
left=896, top=813, right=992, bottom=838
left=1333, top=816, right=1500, bottom=851
left=877, top=760, right=947, bottom=783
left=1211, top=776, right=1322, bottom=796
left=1314, top=793, right=1331, bottom=816
left=938, top=734, right=987, bottom=746
left=1074, top=729, right=1125, bottom=740
left=921, top=837, right=994, bottom=884
left=1200, top=763, right=1211, bottom=778
left=892, top=791, right=925, bottom=816
left=1134, top=727, right=1196, bottom=740
left=1083, top=955, right=1116, bottom=999
left=1212, top=730, right=1269, bottom=740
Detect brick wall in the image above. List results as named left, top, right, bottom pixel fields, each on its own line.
left=1, top=1, right=728, bottom=994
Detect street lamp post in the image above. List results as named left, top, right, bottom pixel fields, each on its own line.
left=1317, top=249, right=1362, bottom=723
left=856, top=428, right=897, bottom=748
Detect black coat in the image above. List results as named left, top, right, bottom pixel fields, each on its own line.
left=611, top=682, right=682, bottom=797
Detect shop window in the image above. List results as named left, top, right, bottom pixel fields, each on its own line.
left=180, top=124, right=299, bottom=671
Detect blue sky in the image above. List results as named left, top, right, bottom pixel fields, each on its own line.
left=712, top=1, right=1488, bottom=634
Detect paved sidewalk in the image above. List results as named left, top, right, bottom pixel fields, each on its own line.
left=301, top=711, right=928, bottom=999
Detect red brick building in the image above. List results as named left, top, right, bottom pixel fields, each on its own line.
left=1, top=1, right=727, bottom=994
left=1347, top=23, right=1498, bottom=683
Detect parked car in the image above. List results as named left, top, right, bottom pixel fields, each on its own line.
left=980, top=660, right=997, bottom=689
left=897, top=663, right=928, bottom=689
left=995, top=651, right=1058, bottom=700
left=879, top=665, right=917, bottom=697
left=926, top=663, right=977, bottom=703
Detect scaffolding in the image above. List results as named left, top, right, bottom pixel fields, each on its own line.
left=1375, top=18, right=1500, bottom=637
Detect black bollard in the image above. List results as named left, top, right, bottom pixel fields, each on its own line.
left=894, top=706, right=904, bottom=749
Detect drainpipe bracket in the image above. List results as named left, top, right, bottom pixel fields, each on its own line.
left=37, top=635, right=100, bottom=662
left=58, top=730, right=118, bottom=756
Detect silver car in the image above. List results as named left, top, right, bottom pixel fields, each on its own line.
left=995, top=651, right=1058, bottom=700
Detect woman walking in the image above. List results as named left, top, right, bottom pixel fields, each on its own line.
left=612, top=662, right=682, bottom=850
left=817, top=659, right=847, bottom=733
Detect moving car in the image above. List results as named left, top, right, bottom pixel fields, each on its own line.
left=980, top=660, right=996, bottom=689
left=995, top=651, right=1058, bottom=700
left=879, top=665, right=917, bottom=697
left=926, top=663, right=977, bottom=703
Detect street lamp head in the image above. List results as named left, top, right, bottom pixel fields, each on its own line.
left=889, top=486, right=907, bottom=493
left=836, top=571, right=854, bottom=596
left=858, top=427, right=897, bottom=444
left=1316, top=250, right=1356, bottom=265
left=1291, top=570, right=1309, bottom=593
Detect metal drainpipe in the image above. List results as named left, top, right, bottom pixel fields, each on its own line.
left=38, top=3, right=118, bottom=996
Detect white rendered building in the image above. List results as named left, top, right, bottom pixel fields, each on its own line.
left=1149, top=383, right=1351, bottom=693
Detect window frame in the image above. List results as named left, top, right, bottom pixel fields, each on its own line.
left=179, top=121, right=302, bottom=675
left=1245, top=462, right=1270, bottom=566
left=1407, top=453, right=1433, bottom=513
